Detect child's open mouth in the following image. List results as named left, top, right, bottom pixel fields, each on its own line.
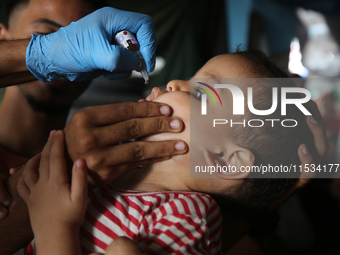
left=147, top=87, right=168, bottom=101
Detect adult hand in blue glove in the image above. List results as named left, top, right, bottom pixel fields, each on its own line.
left=26, top=7, right=156, bottom=82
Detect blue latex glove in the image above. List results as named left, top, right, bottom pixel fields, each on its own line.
left=26, top=7, right=156, bottom=82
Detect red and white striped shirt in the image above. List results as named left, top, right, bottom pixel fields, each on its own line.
left=81, top=186, right=222, bottom=254
left=26, top=186, right=222, bottom=255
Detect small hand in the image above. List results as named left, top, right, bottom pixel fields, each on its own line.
left=17, top=130, right=88, bottom=236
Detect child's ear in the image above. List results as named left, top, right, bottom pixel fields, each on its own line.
left=204, top=145, right=254, bottom=179
left=225, top=145, right=254, bottom=179
left=0, top=24, right=11, bottom=40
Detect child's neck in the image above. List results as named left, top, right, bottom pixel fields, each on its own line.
left=112, top=164, right=191, bottom=192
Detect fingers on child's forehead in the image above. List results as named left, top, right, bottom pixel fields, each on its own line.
left=306, top=100, right=323, bottom=122
left=304, top=100, right=328, bottom=157
left=306, top=116, right=328, bottom=158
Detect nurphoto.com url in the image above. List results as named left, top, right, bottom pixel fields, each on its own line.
left=194, top=164, right=340, bottom=176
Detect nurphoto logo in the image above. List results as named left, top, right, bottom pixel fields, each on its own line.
left=198, top=83, right=311, bottom=116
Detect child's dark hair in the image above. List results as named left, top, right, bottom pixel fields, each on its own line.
left=234, top=48, right=288, bottom=78
left=216, top=49, right=316, bottom=212
left=3, top=0, right=109, bottom=25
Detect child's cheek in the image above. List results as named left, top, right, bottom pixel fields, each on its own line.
left=173, top=152, right=190, bottom=170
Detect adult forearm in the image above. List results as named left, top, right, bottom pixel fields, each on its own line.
left=0, top=170, right=33, bottom=255
left=0, top=39, right=36, bottom=87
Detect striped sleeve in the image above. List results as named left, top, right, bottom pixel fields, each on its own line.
left=138, top=195, right=222, bottom=255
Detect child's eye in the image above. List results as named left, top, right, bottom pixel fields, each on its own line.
left=194, top=88, right=203, bottom=100
left=216, top=152, right=224, bottom=157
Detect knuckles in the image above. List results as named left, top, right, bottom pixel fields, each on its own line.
left=117, top=102, right=136, bottom=118
left=67, top=108, right=93, bottom=128
left=76, top=135, right=97, bottom=154
left=124, top=119, right=142, bottom=138
left=155, top=117, right=168, bottom=132
left=141, top=102, right=154, bottom=116
left=64, top=108, right=98, bottom=163
left=84, top=153, right=105, bottom=171
left=129, top=144, right=146, bottom=160
left=67, top=134, right=101, bottom=169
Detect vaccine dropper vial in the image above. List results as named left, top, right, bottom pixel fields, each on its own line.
left=114, top=30, right=149, bottom=85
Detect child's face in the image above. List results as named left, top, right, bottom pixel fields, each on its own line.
left=143, top=54, right=253, bottom=193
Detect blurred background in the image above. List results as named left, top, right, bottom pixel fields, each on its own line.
left=1, top=0, right=340, bottom=254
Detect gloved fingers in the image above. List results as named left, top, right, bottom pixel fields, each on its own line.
left=124, top=12, right=156, bottom=73
left=65, top=70, right=107, bottom=83
left=65, top=47, right=135, bottom=81
left=135, top=19, right=156, bottom=73
left=106, top=46, right=139, bottom=72
left=70, top=69, right=132, bottom=82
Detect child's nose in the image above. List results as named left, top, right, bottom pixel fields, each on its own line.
left=167, top=80, right=190, bottom=92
